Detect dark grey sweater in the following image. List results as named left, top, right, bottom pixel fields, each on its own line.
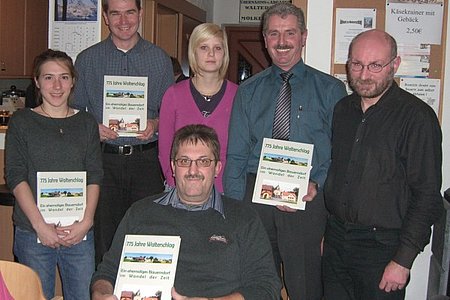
left=92, top=194, right=281, bottom=299
left=5, top=108, right=103, bottom=232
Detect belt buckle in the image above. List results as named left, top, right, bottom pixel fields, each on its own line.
left=119, top=145, right=133, bottom=155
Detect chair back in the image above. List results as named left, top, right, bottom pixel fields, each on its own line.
left=0, top=260, right=46, bottom=300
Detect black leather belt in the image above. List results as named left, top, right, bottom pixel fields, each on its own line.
left=101, top=141, right=157, bottom=155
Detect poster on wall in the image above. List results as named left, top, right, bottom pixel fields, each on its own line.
left=399, top=77, right=440, bottom=116
left=240, top=0, right=291, bottom=23
left=385, top=0, right=444, bottom=45
left=48, top=0, right=101, bottom=61
left=396, top=43, right=431, bottom=77
left=334, top=8, right=377, bottom=64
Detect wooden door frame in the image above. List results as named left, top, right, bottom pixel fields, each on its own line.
left=225, top=25, right=270, bottom=83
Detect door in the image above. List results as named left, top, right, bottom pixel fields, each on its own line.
left=141, top=0, right=205, bottom=77
left=179, top=15, right=202, bottom=76
left=225, top=0, right=307, bottom=85
left=225, top=25, right=271, bottom=84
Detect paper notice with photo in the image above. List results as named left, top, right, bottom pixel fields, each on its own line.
left=334, top=8, right=377, bottom=64
left=252, top=138, right=313, bottom=210
left=37, top=171, right=87, bottom=241
left=114, top=235, right=181, bottom=300
left=103, top=75, right=148, bottom=137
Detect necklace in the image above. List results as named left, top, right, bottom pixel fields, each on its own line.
left=192, top=76, right=223, bottom=100
left=202, top=95, right=212, bottom=102
left=40, top=105, right=70, bottom=135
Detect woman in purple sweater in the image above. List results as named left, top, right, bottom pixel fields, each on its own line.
left=159, top=23, right=238, bottom=193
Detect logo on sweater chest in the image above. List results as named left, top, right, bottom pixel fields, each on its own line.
left=209, top=234, right=229, bottom=244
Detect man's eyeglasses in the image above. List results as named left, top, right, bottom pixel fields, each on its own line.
left=174, top=158, right=215, bottom=168
left=348, top=57, right=396, bottom=73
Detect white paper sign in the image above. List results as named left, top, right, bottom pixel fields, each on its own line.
left=399, top=77, right=440, bottom=116
left=334, top=8, right=377, bottom=64
left=114, top=235, right=181, bottom=300
left=239, top=0, right=291, bottom=23
left=385, top=1, right=444, bottom=45
left=396, top=43, right=431, bottom=77
left=252, top=138, right=313, bottom=210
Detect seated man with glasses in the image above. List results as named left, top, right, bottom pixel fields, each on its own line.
left=322, top=29, right=442, bottom=300
left=91, top=124, right=281, bottom=300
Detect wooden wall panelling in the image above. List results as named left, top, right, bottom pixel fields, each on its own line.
left=178, top=13, right=185, bottom=60
left=431, top=1, right=448, bottom=81
left=101, top=11, right=109, bottom=40
left=179, top=15, right=202, bottom=75
left=292, top=0, right=308, bottom=21
left=0, top=0, right=48, bottom=77
left=0, top=0, right=25, bottom=77
left=144, top=0, right=205, bottom=69
left=142, top=0, right=156, bottom=42
left=25, top=0, right=49, bottom=76
left=156, top=5, right=179, bottom=58
left=152, top=0, right=206, bottom=23
left=292, top=0, right=308, bottom=58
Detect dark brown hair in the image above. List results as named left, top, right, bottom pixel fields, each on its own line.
left=102, top=0, right=141, bottom=12
left=32, top=49, right=76, bottom=104
left=171, top=124, right=221, bottom=163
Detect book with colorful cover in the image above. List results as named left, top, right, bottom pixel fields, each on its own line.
left=252, top=138, right=314, bottom=210
left=37, top=171, right=87, bottom=227
left=114, top=235, right=181, bottom=300
left=103, top=75, right=148, bottom=137
left=36, top=171, right=87, bottom=242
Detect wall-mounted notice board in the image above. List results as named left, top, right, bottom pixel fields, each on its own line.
left=331, top=0, right=447, bottom=121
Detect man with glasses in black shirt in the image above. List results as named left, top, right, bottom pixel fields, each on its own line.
left=323, top=29, right=443, bottom=300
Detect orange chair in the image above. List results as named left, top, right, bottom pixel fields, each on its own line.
left=0, top=260, right=46, bottom=300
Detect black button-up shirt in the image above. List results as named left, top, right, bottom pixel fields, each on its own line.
left=324, top=82, right=443, bottom=268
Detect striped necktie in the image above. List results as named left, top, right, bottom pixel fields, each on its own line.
left=272, top=72, right=293, bottom=140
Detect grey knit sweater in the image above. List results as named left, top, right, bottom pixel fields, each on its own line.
left=92, top=193, right=281, bottom=300
left=5, top=108, right=103, bottom=232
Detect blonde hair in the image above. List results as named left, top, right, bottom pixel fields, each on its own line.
left=188, top=23, right=230, bottom=79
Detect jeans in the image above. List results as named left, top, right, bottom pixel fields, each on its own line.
left=14, top=226, right=94, bottom=300
left=322, top=216, right=406, bottom=300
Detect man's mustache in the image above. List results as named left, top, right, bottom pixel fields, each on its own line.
left=184, top=174, right=204, bottom=180
left=353, top=79, right=374, bottom=85
left=275, top=45, right=293, bottom=50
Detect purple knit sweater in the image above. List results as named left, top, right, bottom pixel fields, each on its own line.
left=158, top=79, right=238, bottom=192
